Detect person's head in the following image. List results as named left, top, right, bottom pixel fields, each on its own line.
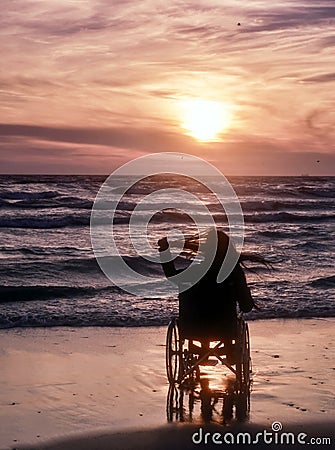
left=183, top=227, right=232, bottom=272
left=202, top=228, right=230, bottom=271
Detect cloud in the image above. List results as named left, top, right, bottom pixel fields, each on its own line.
left=238, top=4, right=335, bottom=33
left=0, top=123, right=197, bottom=152
left=301, top=72, right=335, bottom=83
left=304, top=109, right=335, bottom=140
left=0, top=135, right=145, bottom=174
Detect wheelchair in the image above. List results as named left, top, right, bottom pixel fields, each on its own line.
left=166, top=308, right=252, bottom=395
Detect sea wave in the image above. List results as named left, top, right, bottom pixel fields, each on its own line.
left=102, top=210, right=335, bottom=226
left=309, top=275, right=335, bottom=289
left=0, top=245, right=89, bottom=256
left=0, top=305, right=334, bottom=329
left=245, top=212, right=335, bottom=223
left=3, top=196, right=93, bottom=210
left=0, top=209, right=333, bottom=228
left=0, top=215, right=90, bottom=228
left=0, top=255, right=167, bottom=278
left=0, top=310, right=174, bottom=329
left=0, top=190, right=60, bottom=200
left=0, top=199, right=10, bottom=207
left=241, top=199, right=333, bottom=212
left=291, top=241, right=329, bottom=251
left=0, top=285, right=123, bottom=303
left=296, top=186, right=335, bottom=198
left=257, top=230, right=291, bottom=239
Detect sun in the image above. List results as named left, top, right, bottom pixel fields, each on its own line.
left=180, top=99, right=232, bottom=141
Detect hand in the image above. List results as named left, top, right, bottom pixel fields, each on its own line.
left=158, top=237, right=169, bottom=251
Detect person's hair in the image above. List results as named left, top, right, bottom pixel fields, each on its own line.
left=182, top=227, right=272, bottom=271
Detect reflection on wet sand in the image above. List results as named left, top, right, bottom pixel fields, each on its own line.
left=167, top=373, right=250, bottom=425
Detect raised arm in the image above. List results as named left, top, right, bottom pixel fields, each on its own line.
left=158, top=237, right=182, bottom=279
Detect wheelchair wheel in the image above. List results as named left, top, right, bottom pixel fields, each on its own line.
left=166, top=318, right=182, bottom=384
left=236, top=321, right=252, bottom=392
left=242, top=323, right=252, bottom=389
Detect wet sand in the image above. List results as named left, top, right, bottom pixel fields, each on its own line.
left=0, top=318, right=334, bottom=449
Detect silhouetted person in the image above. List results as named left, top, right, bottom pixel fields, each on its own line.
left=158, top=228, right=264, bottom=361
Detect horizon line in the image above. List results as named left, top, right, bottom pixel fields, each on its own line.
left=0, top=173, right=333, bottom=177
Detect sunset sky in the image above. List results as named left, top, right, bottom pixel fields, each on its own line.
left=0, top=0, right=334, bottom=175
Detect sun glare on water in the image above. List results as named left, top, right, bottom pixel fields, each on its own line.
left=180, top=99, right=232, bottom=142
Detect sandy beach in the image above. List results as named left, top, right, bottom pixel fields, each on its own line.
left=0, top=318, right=334, bottom=449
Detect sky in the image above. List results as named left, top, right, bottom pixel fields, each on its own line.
left=0, top=0, right=334, bottom=175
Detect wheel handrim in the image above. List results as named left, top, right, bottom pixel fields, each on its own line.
left=166, top=318, right=181, bottom=383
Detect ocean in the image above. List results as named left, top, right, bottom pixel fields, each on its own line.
left=0, top=175, right=334, bottom=329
